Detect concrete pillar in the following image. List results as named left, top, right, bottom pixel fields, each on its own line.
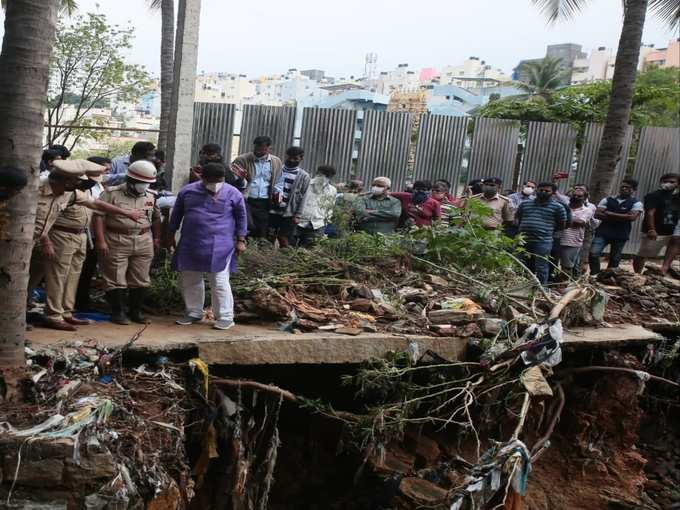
left=165, top=0, right=201, bottom=191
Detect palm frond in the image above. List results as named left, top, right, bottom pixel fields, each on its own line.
left=649, top=0, right=680, bottom=29
left=530, top=0, right=589, bottom=23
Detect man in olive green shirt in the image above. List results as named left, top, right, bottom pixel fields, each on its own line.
left=355, top=177, right=402, bottom=234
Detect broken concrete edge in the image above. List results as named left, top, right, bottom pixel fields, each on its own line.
left=189, top=325, right=662, bottom=366
left=30, top=325, right=663, bottom=366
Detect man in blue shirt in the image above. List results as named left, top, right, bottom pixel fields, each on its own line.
left=232, top=136, right=283, bottom=239
left=516, top=182, right=567, bottom=285
left=107, top=141, right=156, bottom=186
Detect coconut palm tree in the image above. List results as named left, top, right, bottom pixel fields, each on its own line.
left=513, top=56, right=569, bottom=100
left=149, top=0, right=175, bottom=151
left=532, top=0, right=679, bottom=201
left=0, top=0, right=60, bottom=372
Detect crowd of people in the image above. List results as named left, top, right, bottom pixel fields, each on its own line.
left=0, top=136, right=678, bottom=332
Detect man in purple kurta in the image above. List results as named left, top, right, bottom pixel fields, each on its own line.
left=168, top=163, right=248, bottom=330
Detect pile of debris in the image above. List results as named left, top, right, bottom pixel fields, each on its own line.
left=598, top=267, right=680, bottom=325
left=228, top=234, right=608, bottom=336
left=0, top=332, right=191, bottom=509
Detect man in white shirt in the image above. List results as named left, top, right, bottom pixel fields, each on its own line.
left=296, top=165, right=337, bottom=247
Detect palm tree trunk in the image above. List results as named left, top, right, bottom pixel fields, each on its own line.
left=0, top=0, right=60, bottom=369
left=157, top=0, right=175, bottom=151
left=589, top=0, right=648, bottom=201
left=166, top=0, right=201, bottom=191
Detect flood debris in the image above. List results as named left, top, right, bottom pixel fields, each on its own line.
left=0, top=331, right=190, bottom=509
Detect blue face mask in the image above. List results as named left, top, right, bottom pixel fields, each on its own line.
left=413, top=190, right=429, bottom=204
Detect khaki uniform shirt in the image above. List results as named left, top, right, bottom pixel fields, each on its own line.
left=470, top=193, right=514, bottom=229
left=34, top=182, right=94, bottom=242
left=53, top=200, right=91, bottom=231
left=95, top=184, right=160, bottom=230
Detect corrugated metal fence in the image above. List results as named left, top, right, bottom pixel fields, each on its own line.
left=577, top=123, right=634, bottom=188
left=522, top=121, right=577, bottom=190
left=190, top=106, right=679, bottom=256
left=467, top=118, right=521, bottom=188
left=623, top=127, right=680, bottom=254
left=413, top=115, right=469, bottom=190
left=299, top=107, right=357, bottom=182
left=191, top=102, right=235, bottom=165
left=356, top=111, right=413, bottom=192
left=238, top=104, right=296, bottom=158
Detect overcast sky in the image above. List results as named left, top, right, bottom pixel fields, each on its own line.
left=1, top=0, right=676, bottom=78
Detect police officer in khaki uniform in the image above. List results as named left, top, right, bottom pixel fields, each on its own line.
left=93, top=160, right=161, bottom=325
left=466, top=177, right=514, bottom=230
left=29, top=160, right=144, bottom=331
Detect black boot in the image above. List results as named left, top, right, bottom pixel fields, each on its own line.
left=128, top=287, right=150, bottom=324
left=107, top=289, right=131, bottom=325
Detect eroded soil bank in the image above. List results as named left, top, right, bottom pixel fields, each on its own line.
left=1, top=341, right=679, bottom=510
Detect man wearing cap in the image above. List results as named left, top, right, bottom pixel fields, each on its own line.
left=93, top=160, right=161, bottom=325
left=467, top=178, right=514, bottom=230
left=29, top=160, right=144, bottom=331
left=355, top=177, right=402, bottom=234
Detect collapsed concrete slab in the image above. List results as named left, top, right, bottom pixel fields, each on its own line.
left=198, top=333, right=469, bottom=365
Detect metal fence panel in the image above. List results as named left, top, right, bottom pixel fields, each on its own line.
left=413, top=115, right=469, bottom=190
left=576, top=123, right=634, bottom=188
left=467, top=118, right=520, bottom=189
left=356, top=111, right=413, bottom=192
left=191, top=102, right=235, bottom=166
left=624, top=127, right=680, bottom=254
left=300, top=108, right=357, bottom=181
left=238, top=105, right=296, bottom=159
left=522, top=121, right=577, bottom=190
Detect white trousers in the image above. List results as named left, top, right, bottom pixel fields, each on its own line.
left=180, top=263, right=234, bottom=321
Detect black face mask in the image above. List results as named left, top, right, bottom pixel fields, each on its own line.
left=413, top=190, right=429, bottom=204
left=284, top=160, right=299, bottom=169
left=536, top=191, right=551, bottom=201
left=77, top=179, right=97, bottom=191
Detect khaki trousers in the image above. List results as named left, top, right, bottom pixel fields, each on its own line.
left=101, top=232, right=153, bottom=290
left=44, top=230, right=87, bottom=320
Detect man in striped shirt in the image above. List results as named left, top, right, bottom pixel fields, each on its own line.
left=516, top=182, right=567, bottom=285
left=269, top=147, right=310, bottom=247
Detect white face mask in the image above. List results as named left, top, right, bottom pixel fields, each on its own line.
left=522, top=186, right=535, bottom=196
left=204, top=181, right=224, bottom=193
left=371, top=186, right=386, bottom=196
left=661, top=182, right=677, bottom=191
left=133, top=182, right=150, bottom=194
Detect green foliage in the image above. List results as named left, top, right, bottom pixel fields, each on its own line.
left=319, top=231, right=408, bottom=263
left=46, top=12, right=153, bottom=149
left=513, top=56, right=570, bottom=97
left=410, top=199, right=521, bottom=274
left=479, top=68, right=680, bottom=127
left=147, top=259, right=185, bottom=313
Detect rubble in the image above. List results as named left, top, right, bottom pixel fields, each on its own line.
left=0, top=336, right=190, bottom=509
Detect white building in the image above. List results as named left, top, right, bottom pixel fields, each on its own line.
left=571, top=44, right=658, bottom=84
left=371, top=64, right=421, bottom=94
left=571, top=47, right=613, bottom=84
left=439, top=57, right=511, bottom=89
left=195, top=72, right=257, bottom=105
left=250, top=69, right=328, bottom=106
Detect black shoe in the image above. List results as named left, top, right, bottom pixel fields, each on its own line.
left=107, top=290, right=131, bottom=325
left=128, top=288, right=150, bottom=324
